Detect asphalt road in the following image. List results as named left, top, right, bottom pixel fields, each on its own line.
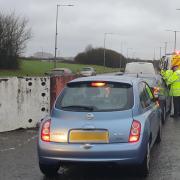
left=1, top=115, right=180, bottom=180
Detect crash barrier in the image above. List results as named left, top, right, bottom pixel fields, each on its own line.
left=0, top=77, right=50, bottom=132
left=0, top=76, right=77, bottom=132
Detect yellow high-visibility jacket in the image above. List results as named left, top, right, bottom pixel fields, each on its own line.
left=167, top=69, right=180, bottom=96
left=162, top=69, right=173, bottom=81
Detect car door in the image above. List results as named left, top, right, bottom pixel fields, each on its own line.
left=139, top=82, right=160, bottom=145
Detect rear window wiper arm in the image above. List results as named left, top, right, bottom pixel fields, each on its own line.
left=61, top=105, right=96, bottom=111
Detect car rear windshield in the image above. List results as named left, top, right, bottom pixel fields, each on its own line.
left=125, top=63, right=156, bottom=75
left=55, top=81, right=133, bottom=112
left=82, top=68, right=92, bottom=71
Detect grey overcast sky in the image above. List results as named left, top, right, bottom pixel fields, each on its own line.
left=1, top=0, right=180, bottom=59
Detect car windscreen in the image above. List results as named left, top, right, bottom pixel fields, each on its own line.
left=55, top=81, right=133, bottom=112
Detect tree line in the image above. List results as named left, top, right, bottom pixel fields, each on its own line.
left=74, top=46, right=159, bottom=69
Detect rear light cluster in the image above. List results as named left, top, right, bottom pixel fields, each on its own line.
left=41, top=119, right=51, bottom=142
left=129, top=120, right=141, bottom=143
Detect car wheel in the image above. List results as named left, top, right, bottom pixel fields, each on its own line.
left=138, top=142, right=150, bottom=177
left=156, top=120, right=162, bottom=144
left=161, top=106, right=166, bottom=124
left=39, top=162, right=60, bottom=177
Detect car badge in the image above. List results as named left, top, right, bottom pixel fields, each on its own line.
left=86, top=113, right=94, bottom=120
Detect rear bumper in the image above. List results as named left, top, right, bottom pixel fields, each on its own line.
left=79, top=73, right=93, bottom=76
left=38, top=140, right=147, bottom=165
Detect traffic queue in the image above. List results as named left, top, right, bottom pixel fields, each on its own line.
left=37, top=54, right=180, bottom=178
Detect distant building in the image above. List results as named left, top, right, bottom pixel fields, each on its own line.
left=59, top=57, right=74, bottom=61
left=33, top=52, right=53, bottom=59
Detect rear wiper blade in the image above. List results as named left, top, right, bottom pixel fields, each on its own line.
left=61, top=105, right=96, bottom=111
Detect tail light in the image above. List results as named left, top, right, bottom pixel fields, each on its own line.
left=91, top=82, right=106, bottom=87
left=153, top=87, right=160, bottom=97
left=129, top=120, right=141, bottom=143
left=41, top=119, right=51, bottom=142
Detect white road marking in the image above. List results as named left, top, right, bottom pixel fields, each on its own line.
left=0, top=135, right=38, bottom=153
left=0, top=147, right=15, bottom=152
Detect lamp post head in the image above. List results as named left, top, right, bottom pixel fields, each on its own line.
left=57, top=4, right=74, bottom=7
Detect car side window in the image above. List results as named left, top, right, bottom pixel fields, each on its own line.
left=145, top=84, right=154, bottom=103
left=139, top=82, right=154, bottom=109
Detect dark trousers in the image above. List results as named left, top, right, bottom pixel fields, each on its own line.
left=173, top=96, right=180, bottom=115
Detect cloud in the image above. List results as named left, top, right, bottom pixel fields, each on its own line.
left=1, top=0, right=180, bottom=59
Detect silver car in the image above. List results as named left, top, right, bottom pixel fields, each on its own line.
left=38, top=76, right=162, bottom=177
left=79, top=67, right=96, bottom=76
left=45, top=68, right=73, bottom=76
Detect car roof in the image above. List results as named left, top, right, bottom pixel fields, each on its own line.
left=69, top=75, right=140, bottom=85
left=52, top=68, right=71, bottom=71
left=82, top=66, right=93, bottom=69
left=126, top=62, right=153, bottom=65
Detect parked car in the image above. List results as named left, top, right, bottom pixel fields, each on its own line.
left=124, top=62, right=171, bottom=123
left=38, top=76, right=162, bottom=177
left=45, top=68, right=73, bottom=76
left=79, top=67, right=96, bottom=76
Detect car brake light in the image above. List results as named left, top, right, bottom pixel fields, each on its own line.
left=129, top=120, right=141, bottom=143
left=41, top=119, right=51, bottom=142
left=91, top=82, right=106, bottom=87
left=175, top=50, right=180, bottom=55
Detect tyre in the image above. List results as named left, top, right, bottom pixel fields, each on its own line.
left=138, top=142, right=150, bottom=177
left=161, top=106, right=166, bottom=124
left=156, top=120, right=162, bottom=144
left=39, top=162, right=60, bottom=177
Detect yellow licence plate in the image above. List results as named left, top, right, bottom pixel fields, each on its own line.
left=69, top=130, right=109, bottom=143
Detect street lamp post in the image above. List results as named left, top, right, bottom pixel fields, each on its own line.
left=103, top=33, right=122, bottom=68
left=153, top=48, right=156, bottom=60
left=127, top=48, right=133, bottom=58
left=103, top=33, right=114, bottom=67
left=160, top=47, right=162, bottom=60
left=126, top=48, right=132, bottom=65
left=54, top=4, right=74, bottom=68
left=166, top=29, right=180, bottom=52
left=103, top=33, right=107, bottom=67
left=119, top=41, right=126, bottom=69
left=164, top=42, right=167, bottom=55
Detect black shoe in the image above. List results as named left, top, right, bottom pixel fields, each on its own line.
left=170, top=114, right=179, bottom=118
